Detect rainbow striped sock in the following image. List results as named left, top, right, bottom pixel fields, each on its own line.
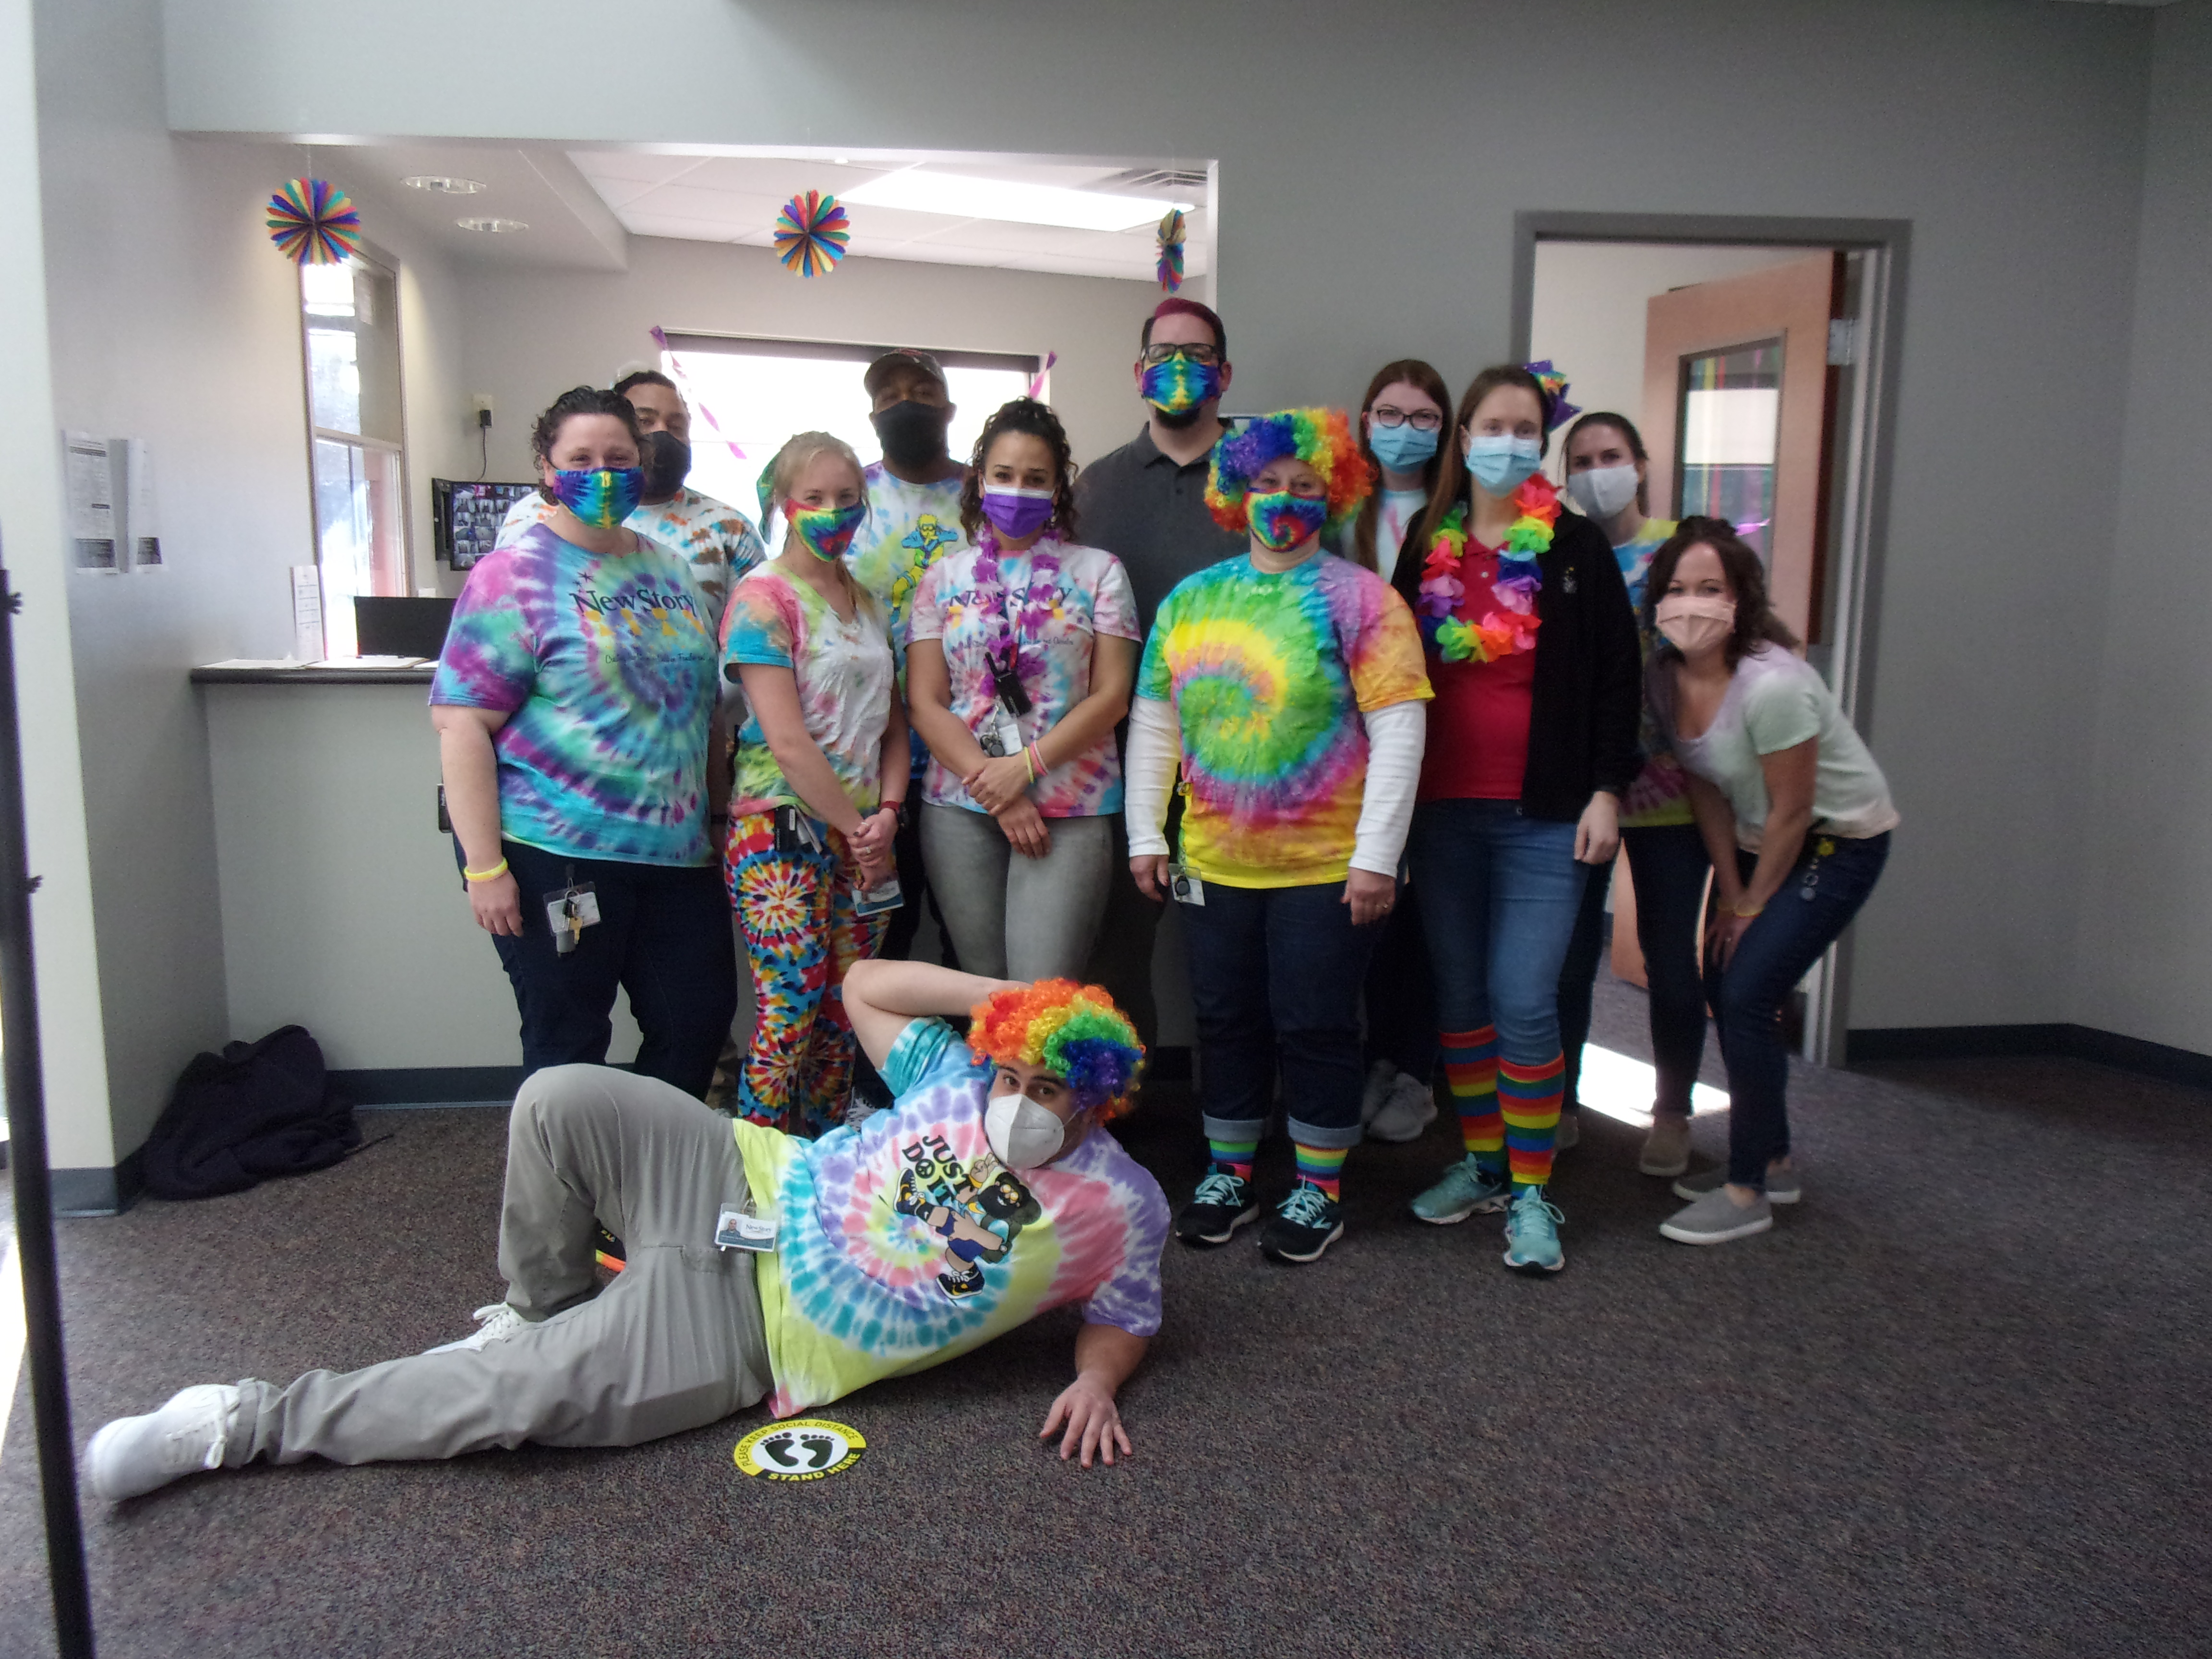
left=1207, top=1136, right=1259, bottom=1179
left=1440, top=1025, right=1504, bottom=1177
left=1501, top=1054, right=1564, bottom=1190
left=1293, top=1142, right=1348, bottom=1201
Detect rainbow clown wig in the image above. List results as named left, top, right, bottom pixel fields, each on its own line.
left=1204, top=407, right=1373, bottom=536
left=968, top=979, right=1146, bottom=1120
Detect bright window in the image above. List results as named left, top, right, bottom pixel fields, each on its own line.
left=301, top=257, right=408, bottom=656
left=658, top=334, right=1039, bottom=528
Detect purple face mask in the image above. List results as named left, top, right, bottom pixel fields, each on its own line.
left=979, top=487, right=1056, bottom=540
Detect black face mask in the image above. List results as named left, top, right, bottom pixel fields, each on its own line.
left=871, top=399, right=950, bottom=470
left=641, top=430, right=692, bottom=498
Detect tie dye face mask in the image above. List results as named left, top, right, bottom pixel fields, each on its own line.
left=1140, top=354, right=1222, bottom=417
left=1246, top=489, right=1329, bottom=553
left=549, top=466, right=646, bottom=529
left=786, top=498, right=867, bottom=562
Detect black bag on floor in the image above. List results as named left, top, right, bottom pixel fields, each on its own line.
left=142, top=1025, right=361, bottom=1200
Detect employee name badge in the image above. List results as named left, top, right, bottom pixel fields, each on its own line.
left=544, top=883, right=601, bottom=954
left=979, top=698, right=1023, bottom=759
left=853, top=874, right=904, bottom=919
left=1166, top=863, right=1205, bottom=907
left=715, top=1195, right=778, bottom=1253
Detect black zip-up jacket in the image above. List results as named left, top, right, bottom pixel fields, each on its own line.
left=1391, top=493, right=1643, bottom=821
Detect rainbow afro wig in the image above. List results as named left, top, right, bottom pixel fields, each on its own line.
left=1205, top=407, right=1373, bottom=535
left=968, top=979, right=1146, bottom=1120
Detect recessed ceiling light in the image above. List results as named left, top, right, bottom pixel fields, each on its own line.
left=403, top=174, right=487, bottom=194
left=457, top=216, right=529, bottom=233
left=839, top=168, right=1193, bottom=232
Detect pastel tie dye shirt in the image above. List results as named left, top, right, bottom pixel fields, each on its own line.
left=722, top=567, right=897, bottom=817
left=1136, top=553, right=1432, bottom=888
left=734, top=1016, right=1170, bottom=1419
left=495, top=486, right=763, bottom=625
left=846, top=463, right=971, bottom=647
left=430, top=523, right=720, bottom=866
left=908, top=540, right=1141, bottom=817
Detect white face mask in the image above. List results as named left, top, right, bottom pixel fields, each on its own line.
left=1565, top=464, right=1639, bottom=521
left=1655, top=593, right=1737, bottom=655
left=984, top=1092, right=1068, bottom=1170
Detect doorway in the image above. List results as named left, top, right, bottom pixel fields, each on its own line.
left=1514, top=212, right=1910, bottom=1069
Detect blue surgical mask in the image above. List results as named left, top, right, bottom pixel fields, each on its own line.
left=1368, top=422, right=1438, bottom=476
left=1465, top=433, right=1543, bottom=497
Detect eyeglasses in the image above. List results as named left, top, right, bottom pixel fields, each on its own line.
left=1369, top=405, right=1443, bottom=432
left=1140, top=342, right=1222, bottom=367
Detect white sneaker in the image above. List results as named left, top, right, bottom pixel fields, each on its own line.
left=1639, top=1116, right=1693, bottom=1177
left=1554, top=1112, right=1581, bottom=1152
left=425, top=1301, right=529, bottom=1355
left=1358, top=1060, right=1397, bottom=1126
left=1367, top=1073, right=1438, bottom=1143
left=86, top=1382, right=241, bottom=1501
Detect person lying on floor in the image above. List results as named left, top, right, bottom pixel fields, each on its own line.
left=87, top=962, right=1167, bottom=1501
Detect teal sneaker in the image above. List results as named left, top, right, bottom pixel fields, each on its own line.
left=1502, top=1188, right=1566, bottom=1274
left=1410, top=1154, right=1513, bottom=1225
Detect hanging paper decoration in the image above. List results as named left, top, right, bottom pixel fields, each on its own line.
left=1155, top=208, right=1187, bottom=294
left=266, top=178, right=363, bottom=266
left=773, top=191, right=850, bottom=278
left=649, top=326, right=745, bottom=464
left=1026, top=351, right=1058, bottom=399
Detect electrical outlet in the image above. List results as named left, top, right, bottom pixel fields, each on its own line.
left=470, top=394, right=495, bottom=425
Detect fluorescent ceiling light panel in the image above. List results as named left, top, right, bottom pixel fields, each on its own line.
left=839, top=168, right=1192, bottom=232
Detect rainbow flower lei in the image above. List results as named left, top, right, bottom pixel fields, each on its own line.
left=1416, top=473, right=1561, bottom=663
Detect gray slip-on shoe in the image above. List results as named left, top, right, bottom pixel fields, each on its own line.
left=1672, top=1164, right=1802, bottom=1204
left=1659, top=1187, right=1775, bottom=1245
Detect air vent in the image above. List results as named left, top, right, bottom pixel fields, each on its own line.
left=1095, top=167, right=1207, bottom=198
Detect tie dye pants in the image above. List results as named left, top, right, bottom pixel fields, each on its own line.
left=725, top=810, right=888, bottom=1135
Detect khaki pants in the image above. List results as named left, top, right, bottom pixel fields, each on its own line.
left=234, top=1065, right=773, bottom=1467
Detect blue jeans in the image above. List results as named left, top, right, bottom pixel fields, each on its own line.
left=1710, top=831, right=1890, bottom=1186
left=1407, top=800, right=1586, bottom=1068
left=1179, top=877, right=1386, bottom=1151
left=469, top=838, right=739, bottom=1100
left=1558, top=822, right=1713, bottom=1116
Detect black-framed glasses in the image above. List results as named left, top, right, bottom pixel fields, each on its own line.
left=1369, top=405, right=1443, bottom=431
left=1140, top=342, right=1222, bottom=367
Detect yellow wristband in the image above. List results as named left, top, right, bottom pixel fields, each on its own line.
left=1731, top=901, right=1764, bottom=918
left=464, top=858, right=510, bottom=883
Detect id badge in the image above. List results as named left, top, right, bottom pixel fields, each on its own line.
left=1166, top=864, right=1205, bottom=907
left=543, top=883, right=601, bottom=955
left=978, top=700, right=1022, bottom=759
left=715, top=1198, right=778, bottom=1253
left=853, top=876, right=904, bottom=918
left=774, top=805, right=825, bottom=855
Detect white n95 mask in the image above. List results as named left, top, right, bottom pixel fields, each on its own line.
left=1565, top=464, right=1639, bottom=521
left=984, top=1094, right=1067, bottom=1170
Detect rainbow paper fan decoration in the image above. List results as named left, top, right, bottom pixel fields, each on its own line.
left=773, top=190, right=850, bottom=278
left=1155, top=208, right=1186, bottom=294
left=266, top=178, right=364, bottom=266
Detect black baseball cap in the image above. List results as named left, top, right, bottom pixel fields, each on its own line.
left=864, top=348, right=948, bottom=397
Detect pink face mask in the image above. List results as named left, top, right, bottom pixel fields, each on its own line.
left=1655, top=593, right=1737, bottom=655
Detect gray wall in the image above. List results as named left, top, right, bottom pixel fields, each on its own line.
left=159, top=0, right=2164, bottom=1040
left=2078, top=0, right=2212, bottom=1054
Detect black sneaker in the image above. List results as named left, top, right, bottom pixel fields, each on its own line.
left=938, top=1262, right=986, bottom=1298
left=1176, top=1166, right=1260, bottom=1247
left=1260, top=1183, right=1343, bottom=1264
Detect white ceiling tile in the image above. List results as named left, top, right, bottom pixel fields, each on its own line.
left=567, top=151, right=713, bottom=187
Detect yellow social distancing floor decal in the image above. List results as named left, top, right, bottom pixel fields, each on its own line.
left=734, top=1419, right=866, bottom=1481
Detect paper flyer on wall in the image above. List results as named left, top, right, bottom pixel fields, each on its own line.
left=64, top=431, right=118, bottom=572
left=123, top=438, right=162, bottom=569
left=291, top=565, right=326, bottom=661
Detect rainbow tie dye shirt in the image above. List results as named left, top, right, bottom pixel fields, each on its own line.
left=1136, top=553, right=1432, bottom=888
left=734, top=1017, right=1169, bottom=1419
left=846, top=463, right=970, bottom=647
left=429, top=522, right=719, bottom=866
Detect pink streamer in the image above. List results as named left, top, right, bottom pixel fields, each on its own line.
left=649, top=326, right=746, bottom=463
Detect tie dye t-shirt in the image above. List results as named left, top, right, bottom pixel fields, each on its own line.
left=1137, top=552, right=1432, bottom=888
left=430, top=522, right=719, bottom=866
left=733, top=1015, right=1170, bottom=1419
left=1608, top=518, right=1693, bottom=829
left=722, top=566, right=897, bottom=818
left=908, top=539, right=1141, bottom=817
left=846, top=463, right=970, bottom=647
left=495, top=486, right=764, bottom=626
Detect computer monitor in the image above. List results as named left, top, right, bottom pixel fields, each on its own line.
left=353, top=596, right=456, bottom=660
left=433, top=479, right=537, bottom=570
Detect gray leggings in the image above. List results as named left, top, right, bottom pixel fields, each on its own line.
left=920, top=804, right=1113, bottom=981
left=232, top=1065, right=773, bottom=1467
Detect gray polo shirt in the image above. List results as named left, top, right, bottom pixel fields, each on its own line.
left=1073, top=424, right=1249, bottom=637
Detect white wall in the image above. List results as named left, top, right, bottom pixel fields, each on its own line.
left=2076, top=0, right=2212, bottom=1053
left=452, top=233, right=1160, bottom=529
left=1529, top=242, right=1814, bottom=453
left=28, top=0, right=476, bottom=1176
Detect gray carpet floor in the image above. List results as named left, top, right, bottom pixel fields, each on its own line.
left=0, top=976, right=2207, bottom=1659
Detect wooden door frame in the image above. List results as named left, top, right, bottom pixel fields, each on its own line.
left=1510, top=210, right=1911, bottom=1067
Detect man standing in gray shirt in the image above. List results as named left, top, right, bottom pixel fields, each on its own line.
left=1073, top=298, right=1247, bottom=1042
